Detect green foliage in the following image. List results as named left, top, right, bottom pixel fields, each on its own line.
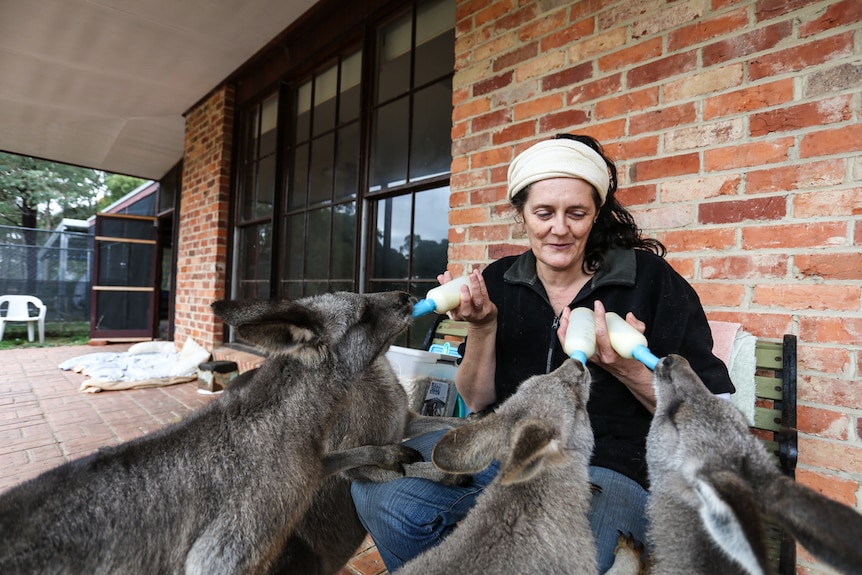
left=0, top=152, right=110, bottom=229
left=100, top=174, right=147, bottom=212
left=0, top=321, right=90, bottom=349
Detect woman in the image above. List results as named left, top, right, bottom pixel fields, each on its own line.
left=351, top=134, right=734, bottom=572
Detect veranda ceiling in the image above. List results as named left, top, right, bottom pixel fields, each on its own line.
left=0, top=0, right=317, bottom=179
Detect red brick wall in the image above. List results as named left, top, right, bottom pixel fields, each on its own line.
left=174, top=85, right=234, bottom=350
left=451, top=1, right=861, bottom=572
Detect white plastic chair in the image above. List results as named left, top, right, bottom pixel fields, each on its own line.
left=0, top=295, right=47, bottom=344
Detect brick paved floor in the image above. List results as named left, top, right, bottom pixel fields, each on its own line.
left=0, top=344, right=388, bottom=575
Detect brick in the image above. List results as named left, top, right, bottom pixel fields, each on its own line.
left=473, top=71, right=514, bottom=97
left=800, top=124, right=862, bottom=158
left=701, top=254, right=788, bottom=280
left=492, top=42, right=539, bottom=73
left=568, top=73, right=623, bottom=106
left=753, top=284, right=860, bottom=311
left=668, top=7, right=749, bottom=51
left=617, top=183, right=656, bottom=206
left=471, top=35, right=514, bottom=66
left=468, top=223, right=511, bottom=242
left=664, top=63, right=744, bottom=101
left=514, top=93, right=564, bottom=121
left=630, top=153, right=699, bottom=183
left=659, top=227, right=737, bottom=252
left=633, top=204, right=697, bottom=231
left=631, top=0, right=708, bottom=38
left=541, top=61, right=593, bottom=92
left=493, top=120, right=536, bottom=145
left=451, top=169, right=490, bottom=191
left=750, top=95, right=852, bottom=137
left=474, top=0, right=516, bottom=27
left=488, top=243, right=528, bottom=260
left=538, top=108, right=590, bottom=133
left=704, top=79, right=794, bottom=120
left=453, top=97, right=492, bottom=122
left=702, top=21, right=792, bottom=67
left=540, top=15, right=594, bottom=50
left=746, top=159, right=846, bottom=194
left=629, top=103, right=697, bottom=136
left=793, top=188, right=862, bottom=219
left=798, top=344, right=852, bottom=379
left=749, top=32, right=854, bottom=81
left=666, top=256, right=695, bottom=280
left=742, top=222, right=846, bottom=249
left=703, top=137, right=793, bottom=171
left=795, top=253, right=862, bottom=281
left=661, top=174, right=741, bottom=202
left=598, top=38, right=663, bottom=73
left=595, top=87, right=660, bottom=120
left=568, top=27, right=629, bottom=64
left=803, top=61, right=862, bottom=99
left=796, top=468, right=858, bottom=507
left=691, top=283, right=745, bottom=307
left=614, top=135, right=659, bottom=160
left=699, top=196, right=786, bottom=225
left=665, top=119, right=744, bottom=152
left=800, top=316, right=862, bottom=346
left=798, top=435, right=862, bottom=474
left=800, top=0, right=862, bottom=37
left=755, top=0, right=819, bottom=22
left=495, top=3, right=539, bottom=33
left=471, top=109, right=513, bottom=133
left=470, top=146, right=512, bottom=170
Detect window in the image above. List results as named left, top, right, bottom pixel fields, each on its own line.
left=232, top=0, right=455, bottom=348
left=234, top=93, right=278, bottom=299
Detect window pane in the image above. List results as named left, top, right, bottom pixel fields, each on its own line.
left=289, top=143, right=309, bottom=210
left=260, top=93, right=279, bottom=156
left=340, top=51, right=362, bottom=123
left=332, top=202, right=356, bottom=280
left=306, top=207, right=331, bottom=279
left=370, top=97, right=409, bottom=191
left=257, top=153, right=275, bottom=218
left=236, top=223, right=271, bottom=298
left=373, top=195, right=410, bottom=279
left=314, top=65, right=338, bottom=136
left=309, top=133, right=334, bottom=206
left=415, top=0, right=455, bottom=86
left=412, top=187, right=450, bottom=279
left=241, top=106, right=259, bottom=164
left=295, top=81, right=312, bottom=142
left=284, top=213, right=305, bottom=281
left=376, top=11, right=411, bottom=103
left=411, top=78, right=453, bottom=181
left=335, top=122, right=359, bottom=200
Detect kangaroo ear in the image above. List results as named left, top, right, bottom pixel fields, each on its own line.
left=762, top=474, right=862, bottom=573
left=498, top=418, right=566, bottom=486
left=211, top=299, right=323, bottom=354
left=692, top=470, right=772, bottom=575
left=432, top=415, right=506, bottom=474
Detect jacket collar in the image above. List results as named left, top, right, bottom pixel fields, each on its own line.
left=502, top=247, right=637, bottom=291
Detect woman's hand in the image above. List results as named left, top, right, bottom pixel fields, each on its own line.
left=439, top=269, right=497, bottom=328
left=558, top=300, right=656, bottom=412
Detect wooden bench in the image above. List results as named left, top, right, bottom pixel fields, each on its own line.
left=423, top=317, right=799, bottom=575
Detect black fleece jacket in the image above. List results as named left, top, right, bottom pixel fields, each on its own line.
left=476, top=247, right=734, bottom=489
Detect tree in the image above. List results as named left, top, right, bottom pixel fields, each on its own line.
left=0, top=152, right=104, bottom=230
left=100, top=174, right=147, bottom=212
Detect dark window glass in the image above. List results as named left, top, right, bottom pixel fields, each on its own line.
left=370, top=97, right=409, bottom=191
left=411, top=78, right=453, bottom=181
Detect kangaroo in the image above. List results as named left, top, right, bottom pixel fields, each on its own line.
left=0, top=291, right=423, bottom=575
left=397, top=358, right=599, bottom=575
left=646, top=354, right=862, bottom=575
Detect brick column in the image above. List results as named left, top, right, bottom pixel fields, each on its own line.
left=174, top=85, right=235, bottom=350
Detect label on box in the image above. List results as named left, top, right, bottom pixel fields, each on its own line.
left=421, top=379, right=450, bottom=417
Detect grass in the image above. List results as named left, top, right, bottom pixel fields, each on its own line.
left=0, top=321, right=90, bottom=350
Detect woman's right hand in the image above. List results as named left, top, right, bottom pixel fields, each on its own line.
left=439, top=269, right=497, bottom=327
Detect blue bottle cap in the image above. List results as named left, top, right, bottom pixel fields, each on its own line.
left=412, top=298, right=438, bottom=318
left=569, top=350, right=588, bottom=365
left=632, top=345, right=659, bottom=371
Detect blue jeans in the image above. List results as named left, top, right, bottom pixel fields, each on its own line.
left=350, top=429, right=649, bottom=573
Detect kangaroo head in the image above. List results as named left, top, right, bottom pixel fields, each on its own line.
left=211, top=291, right=414, bottom=363
left=432, top=359, right=593, bottom=485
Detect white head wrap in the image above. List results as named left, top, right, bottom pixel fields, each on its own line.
left=506, top=138, right=610, bottom=205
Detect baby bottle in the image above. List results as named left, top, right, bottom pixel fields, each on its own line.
left=564, top=307, right=596, bottom=365
left=412, top=276, right=472, bottom=318
left=604, top=311, right=659, bottom=370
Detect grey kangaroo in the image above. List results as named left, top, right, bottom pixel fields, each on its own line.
left=0, top=291, right=424, bottom=575
left=398, top=358, right=599, bottom=575
left=646, top=354, right=862, bottom=575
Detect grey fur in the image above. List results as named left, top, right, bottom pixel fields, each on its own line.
left=647, top=354, right=862, bottom=575
left=0, top=291, right=422, bottom=575
left=398, top=358, right=598, bottom=575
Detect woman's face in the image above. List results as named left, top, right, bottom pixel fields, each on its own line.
left=521, top=177, right=599, bottom=273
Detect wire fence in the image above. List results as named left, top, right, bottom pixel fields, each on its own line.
left=0, top=225, right=93, bottom=322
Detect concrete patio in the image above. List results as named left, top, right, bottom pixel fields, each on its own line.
left=0, top=344, right=387, bottom=575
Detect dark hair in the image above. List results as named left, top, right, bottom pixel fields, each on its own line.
left=509, top=133, right=666, bottom=273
